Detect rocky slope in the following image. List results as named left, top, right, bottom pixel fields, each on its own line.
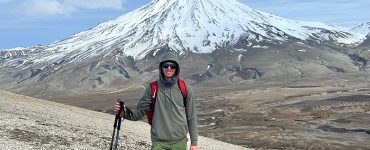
left=0, top=90, right=249, bottom=150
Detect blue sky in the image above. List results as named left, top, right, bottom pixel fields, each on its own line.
left=0, top=0, right=369, bottom=49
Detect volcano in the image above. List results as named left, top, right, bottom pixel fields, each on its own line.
left=0, top=0, right=367, bottom=98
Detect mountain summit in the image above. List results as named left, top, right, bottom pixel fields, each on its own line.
left=3, top=0, right=364, bottom=62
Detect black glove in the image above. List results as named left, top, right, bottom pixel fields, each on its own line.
left=124, top=107, right=133, bottom=119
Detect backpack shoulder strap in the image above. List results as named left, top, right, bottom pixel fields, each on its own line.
left=147, top=80, right=157, bottom=125
left=178, top=78, right=187, bottom=101
left=150, top=81, right=157, bottom=104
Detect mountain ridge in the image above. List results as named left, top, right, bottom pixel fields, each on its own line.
left=351, top=22, right=370, bottom=35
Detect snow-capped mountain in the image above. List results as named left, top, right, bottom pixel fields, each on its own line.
left=0, top=0, right=368, bottom=98
left=1, top=0, right=365, bottom=63
left=351, top=22, right=370, bottom=36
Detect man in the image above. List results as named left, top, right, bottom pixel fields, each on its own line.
left=114, top=52, right=198, bottom=150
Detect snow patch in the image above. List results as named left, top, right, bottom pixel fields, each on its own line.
left=238, top=54, right=243, bottom=62
left=252, top=45, right=269, bottom=49
left=7, top=47, right=27, bottom=51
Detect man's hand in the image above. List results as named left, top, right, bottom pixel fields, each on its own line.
left=190, top=145, right=198, bottom=150
left=114, top=101, right=125, bottom=118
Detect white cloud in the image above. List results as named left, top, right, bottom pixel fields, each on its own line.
left=63, top=0, right=124, bottom=10
left=13, top=0, right=125, bottom=17
left=17, top=0, right=73, bottom=16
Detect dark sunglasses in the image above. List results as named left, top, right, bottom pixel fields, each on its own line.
left=162, top=63, right=177, bottom=69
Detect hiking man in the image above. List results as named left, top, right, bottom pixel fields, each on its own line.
left=114, top=52, right=198, bottom=150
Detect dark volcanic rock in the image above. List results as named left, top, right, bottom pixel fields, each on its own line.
left=349, top=53, right=368, bottom=70
left=237, top=68, right=262, bottom=80
left=30, top=68, right=42, bottom=78
left=188, top=71, right=213, bottom=84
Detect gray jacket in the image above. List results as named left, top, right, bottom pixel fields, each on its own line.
left=125, top=52, right=198, bottom=145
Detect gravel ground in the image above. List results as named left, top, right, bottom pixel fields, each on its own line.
left=0, top=91, right=250, bottom=150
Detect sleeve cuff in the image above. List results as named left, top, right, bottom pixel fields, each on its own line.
left=191, top=140, right=197, bottom=146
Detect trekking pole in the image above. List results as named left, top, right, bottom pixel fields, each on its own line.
left=109, top=99, right=124, bottom=150
left=110, top=112, right=119, bottom=150
left=114, top=100, right=124, bottom=150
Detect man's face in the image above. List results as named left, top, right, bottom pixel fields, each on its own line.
left=161, top=62, right=177, bottom=78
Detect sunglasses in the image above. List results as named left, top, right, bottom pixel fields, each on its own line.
left=162, top=63, right=177, bottom=69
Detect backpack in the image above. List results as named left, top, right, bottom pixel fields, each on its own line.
left=146, top=78, right=187, bottom=125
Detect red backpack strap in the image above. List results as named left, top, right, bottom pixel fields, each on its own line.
left=150, top=81, right=158, bottom=103
left=146, top=81, right=157, bottom=125
left=178, top=78, right=187, bottom=102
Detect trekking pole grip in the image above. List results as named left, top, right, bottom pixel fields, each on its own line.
left=118, top=99, right=124, bottom=117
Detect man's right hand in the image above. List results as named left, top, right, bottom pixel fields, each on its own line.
left=114, top=101, right=125, bottom=117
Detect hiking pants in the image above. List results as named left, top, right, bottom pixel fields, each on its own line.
left=151, top=138, right=187, bottom=150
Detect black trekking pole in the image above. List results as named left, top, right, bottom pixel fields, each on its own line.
left=110, top=99, right=124, bottom=150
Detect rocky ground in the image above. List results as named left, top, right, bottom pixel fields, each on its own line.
left=2, top=48, right=370, bottom=149
left=194, top=75, right=370, bottom=149
left=0, top=90, right=249, bottom=150
left=50, top=74, right=370, bottom=150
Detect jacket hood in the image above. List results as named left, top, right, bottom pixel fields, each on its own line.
left=159, top=52, right=180, bottom=85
